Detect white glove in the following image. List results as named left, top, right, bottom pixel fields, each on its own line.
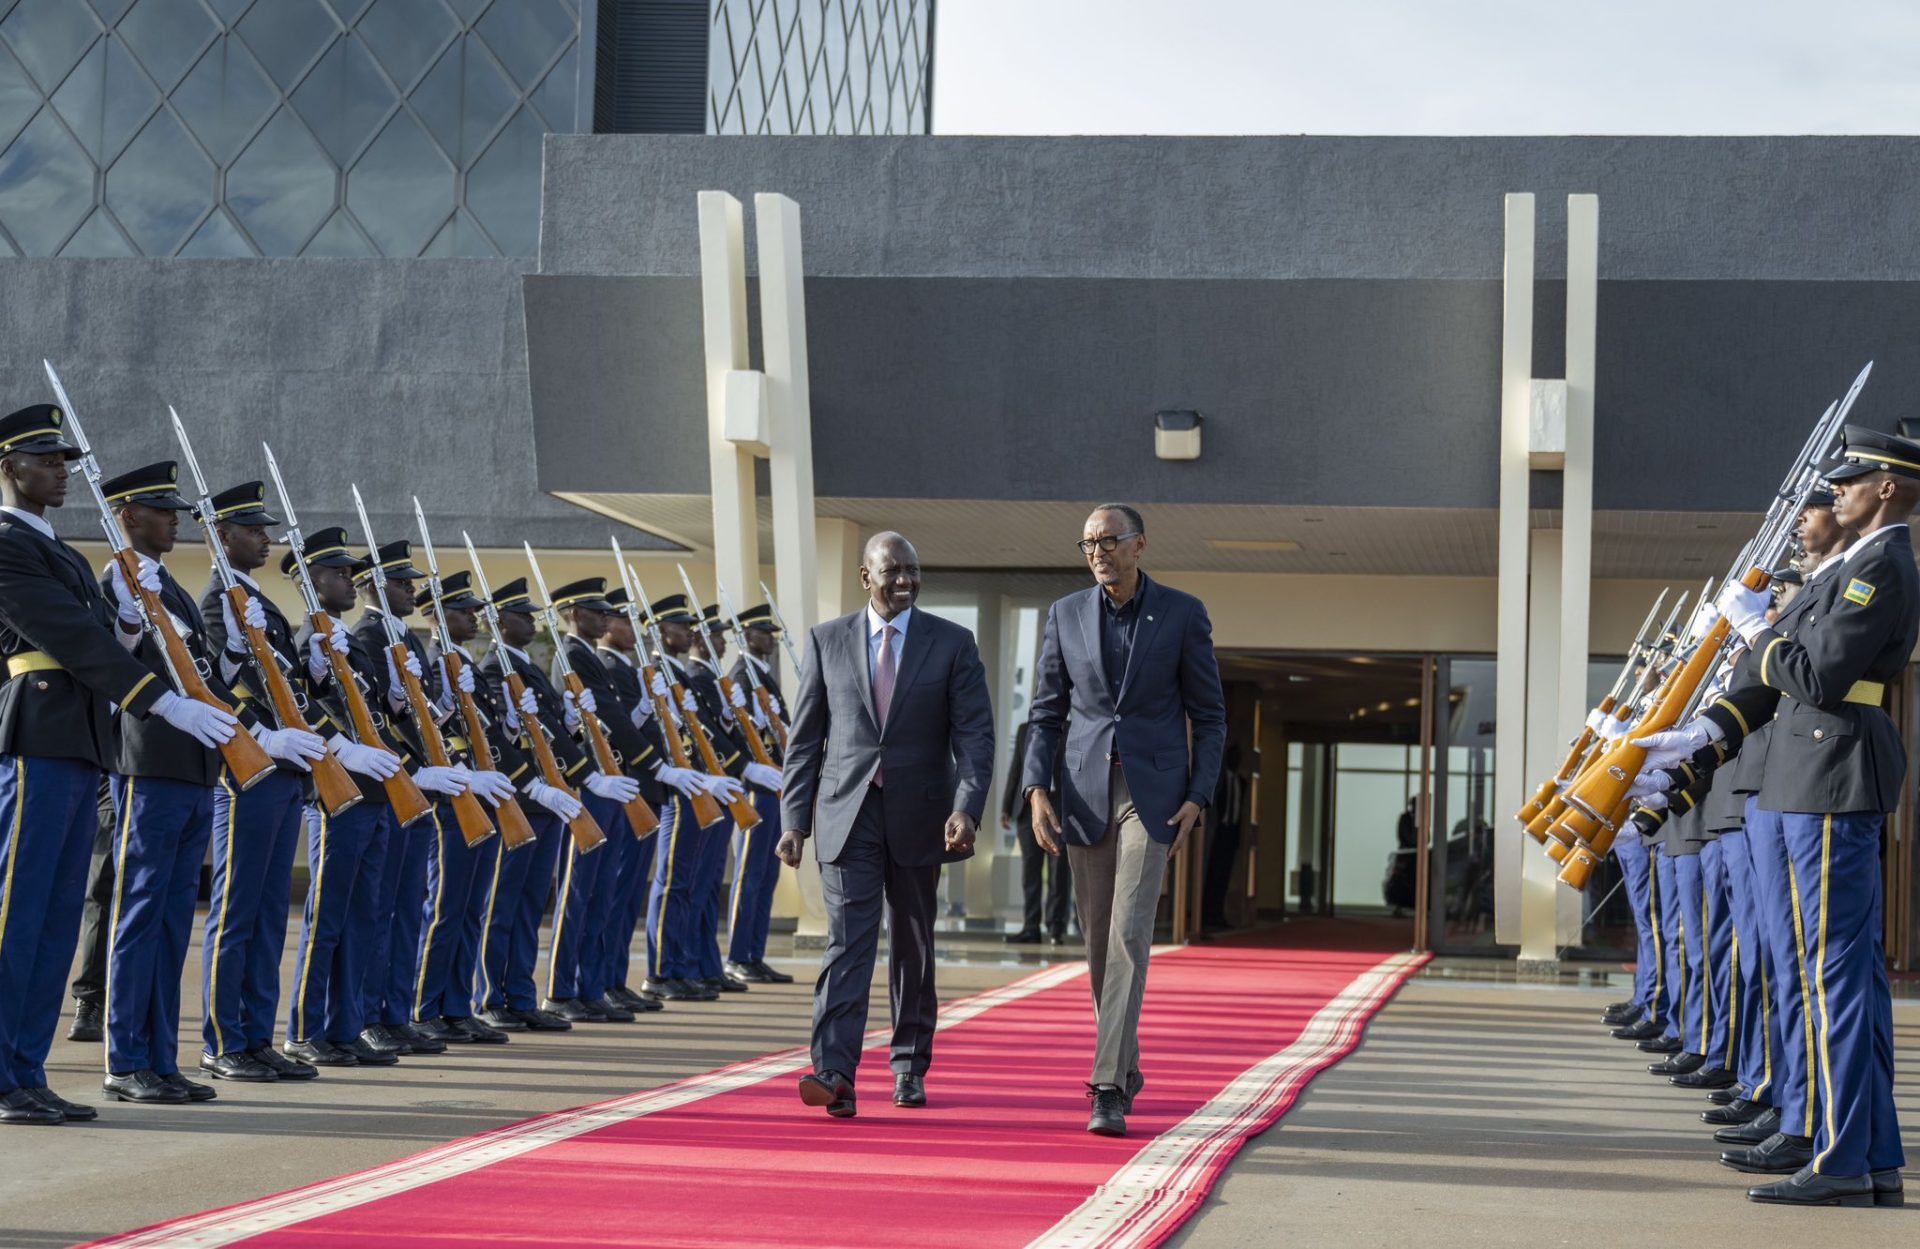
left=750, top=701, right=769, bottom=730
left=1599, top=712, right=1633, bottom=743
left=255, top=725, right=325, bottom=770
left=1684, top=596, right=1720, bottom=645
left=584, top=771, right=640, bottom=803
left=743, top=761, right=783, bottom=791
left=562, top=694, right=583, bottom=733
left=1626, top=769, right=1668, bottom=802
left=109, top=555, right=162, bottom=625
left=1632, top=719, right=1720, bottom=771
left=308, top=622, right=350, bottom=681
left=414, top=764, right=471, bottom=796
left=629, top=698, right=653, bottom=729
left=649, top=671, right=670, bottom=698
left=518, top=688, right=539, bottom=718
left=701, top=773, right=745, bottom=803
left=728, top=683, right=747, bottom=710
left=567, top=688, right=597, bottom=718
left=454, top=664, right=475, bottom=694
left=1584, top=709, right=1607, bottom=735
left=466, top=767, right=517, bottom=808
left=655, top=765, right=704, bottom=798
left=386, top=649, right=423, bottom=691
left=681, top=689, right=699, bottom=717
left=1715, top=579, right=1772, bottom=645
left=154, top=691, right=238, bottom=748
left=1638, top=788, right=1672, bottom=812
left=331, top=735, right=400, bottom=780
left=525, top=778, right=583, bottom=822
left=220, top=592, right=268, bottom=651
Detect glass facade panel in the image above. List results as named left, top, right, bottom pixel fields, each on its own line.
left=49, top=35, right=157, bottom=164
left=170, top=35, right=277, bottom=163
left=0, top=106, right=96, bottom=254
left=104, top=106, right=212, bottom=254
left=347, top=109, right=452, bottom=256
left=117, top=0, right=218, bottom=91
left=463, top=102, right=542, bottom=254
left=178, top=205, right=254, bottom=256
left=356, top=0, right=458, bottom=91
left=707, top=0, right=932, bottom=136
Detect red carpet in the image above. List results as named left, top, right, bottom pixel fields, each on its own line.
left=88, top=946, right=1426, bottom=1249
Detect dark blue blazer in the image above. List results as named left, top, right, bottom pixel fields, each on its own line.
left=1022, top=575, right=1226, bottom=845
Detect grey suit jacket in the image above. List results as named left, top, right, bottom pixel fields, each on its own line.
left=780, top=607, right=995, bottom=868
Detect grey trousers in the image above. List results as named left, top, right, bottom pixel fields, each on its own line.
left=1067, top=770, right=1169, bottom=1087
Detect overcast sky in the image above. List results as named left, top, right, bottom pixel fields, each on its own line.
left=932, top=0, right=1920, bottom=135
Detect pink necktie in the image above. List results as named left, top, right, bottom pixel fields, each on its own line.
left=874, top=624, right=896, bottom=785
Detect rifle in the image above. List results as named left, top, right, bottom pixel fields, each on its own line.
left=170, top=409, right=358, bottom=815
left=714, top=577, right=789, bottom=760
left=524, top=544, right=658, bottom=840
left=462, top=533, right=605, bottom=854
left=614, top=543, right=724, bottom=829
left=351, top=487, right=495, bottom=848
left=414, top=499, right=533, bottom=850
left=688, top=568, right=782, bottom=775
left=758, top=580, right=806, bottom=677
left=631, top=567, right=759, bottom=830
left=42, top=363, right=276, bottom=790
left=263, top=445, right=431, bottom=827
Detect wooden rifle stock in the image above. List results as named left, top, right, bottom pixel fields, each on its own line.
left=228, top=586, right=359, bottom=816
left=506, top=670, right=605, bottom=852
left=444, top=653, right=534, bottom=850
left=563, top=671, right=659, bottom=838
left=1515, top=695, right=1614, bottom=828
left=720, top=674, right=782, bottom=778
left=756, top=684, right=790, bottom=755
left=123, top=551, right=275, bottom=790
left=310, top=611, right=432, bottom=826
left=675, top=671, right=760, bottom=830
left=643, top=661, right=724, bottom=828
left=391, top=643, right=495, bottom=848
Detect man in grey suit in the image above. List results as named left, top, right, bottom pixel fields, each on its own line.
left=777, top=532, right=994, bottom=1118
left=1025, top=504, right=1226, bottom=1137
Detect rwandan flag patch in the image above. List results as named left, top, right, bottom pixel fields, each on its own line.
left=1844, top=579, right=1876, bottom=606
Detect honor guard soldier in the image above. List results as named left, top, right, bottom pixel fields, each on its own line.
left=725, top=604, right=795, bottom=986
left=540, top=577, right=660, bottom=1023
left=0, top=408, right=214, bottom=1125
left=1641, top=425, right=1914, bottom=1207
left=283, top=527, right=414, bottom=1070
left=409, top=570, right=521, bottom=1045
left=473, top=577, right=590, bottom=1034
left=688, top=603, right=753, bottom=993
left=349, top=540, right=467, bottom=1059
left=196, top=482, right=329, bottom=1084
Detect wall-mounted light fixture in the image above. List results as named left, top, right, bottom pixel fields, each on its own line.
left=1154, top=409, right=1203, bottom=461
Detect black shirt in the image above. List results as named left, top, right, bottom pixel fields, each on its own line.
left=1099, top=576, right=1145, bottom=699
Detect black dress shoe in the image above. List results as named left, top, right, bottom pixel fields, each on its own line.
left=1670, top=1065, right=1736, bottom=1090
left=587, top=995, right=635, bottom=1022
left=397, top=1022, right=447, bottom=1054
left=1705, top=1087, right=1740, bottom=1105
left=1721, top=1132, right=1814, bottom=1174
left=608, top=985, right=657, bottom=1011
left=199, top=1050, right=278, bottom=1082
left=798, top=1070, right=856, bottom=1118
left=1872, top=1169, right=1904, bottom=1208
left=541, top=997, right=597, bottom=1023
left=252, top=1046, right=319, bottom=1080
left=642, top=978, right=700, bottom=1002
left=161, top=1073, right=217, bottom=1102
left=894, top=1073, right=926, bottom=1107
left=67, top=999, right=103, bottom=1043
left=1715, top=1108, right=1781, bottom=1145
left=725, top=960, right=773, bottom=983
left=103, top=1069, right=188, bottom=1104
left=1701, top=1097, right=1767, bottom=1126
left=704, top=974, right=749, bottom=994
left=412, top=1017, right=465, bottom=1044
left=344, top=1037, right=399, bottom=1066
left=1612, top=1018, right=1662, bottom=1041
left=285, top=1038, right=357, bottom=1067
left=1637, top=1035, right=1682, bottom=1054
left=1649, top=1052, right=1704, bottom=1077
left=751, top=960, right=794, bottom=985
left=516, top=1007, right=573, bottom=1032
left=1087, top=1084, right=1127, bottom=1137
left=359, top=1025, right=407, bottom=1056
left=1049, top=930, right=1069, bottom=945
left=1748, top=1167, right=1874, bottom=1207
left=1005, top=930, right=1043, bottom=945
left=450, top=1016, right=509, bottom=1044
left=23, top=1087, right=96, bottom=1121
left=478, top=1008, right=528, bottom=1032
left=1, top=1088, right=64, bottom=1124
left=691, top=978, right=722, bottom=1000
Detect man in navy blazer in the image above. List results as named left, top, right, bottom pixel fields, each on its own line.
left=778, top=532, right=995, bottom=1118
left=1024, top=504, right=1225, bottom=1137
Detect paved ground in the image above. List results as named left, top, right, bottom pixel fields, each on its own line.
left=1173, top=973, right=1920, bottom=1248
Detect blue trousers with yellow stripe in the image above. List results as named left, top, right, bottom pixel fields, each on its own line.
left=468, top=812, right=550, bottom=1014
left=1613, top=833, right=1658, bottom=1017
left=1779, top=811, right=1904, bottom=1177
left=546, top=792, right=626, bottom=1002
left=647, top=796, right=701, bottom=981
left=1656, top=848, right=1687, bottom=1047
left=1672, top=852, right=1714, bottom=1058
left=1697, top=839, right=1737, bottom=1071
left=105, top=776, right=214, bottom=1077
left=478, top=805, right=565, bottom=1013
left=1746, top=798, right=1817, bottom=1138
left=727, top=787, right=783, bottom=966
left=0, top=755, right=100, bottom=1093
left=692, top=811, right=734, bottom=981
left=410, top=801, right=487, bottom=1022
left=286, top=802, right=392, bottom=1045
left=362, top=807, right=433, bottom=1029
left=607, top=811, right=656, bottom=992
left=1718, top=825, right=1776, bottom=1107
left=202, top=769, right=305, bottom=1057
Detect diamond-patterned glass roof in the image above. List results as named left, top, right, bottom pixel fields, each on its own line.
left=708, top=0, right=931, bottom=137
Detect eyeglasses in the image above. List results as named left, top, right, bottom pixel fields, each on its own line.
left=1077, top=532, right=1141, bottom=556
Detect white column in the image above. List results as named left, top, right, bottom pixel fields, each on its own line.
left=1521, top=530, right=1567, bottom=958
left=697, top=192, right=760, bottom=599
left=756, top=193, right=820, bottom=697
left=1494, top=193, right=1536, bottom=947
left=1556, top=195, right=1600, bottom=945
